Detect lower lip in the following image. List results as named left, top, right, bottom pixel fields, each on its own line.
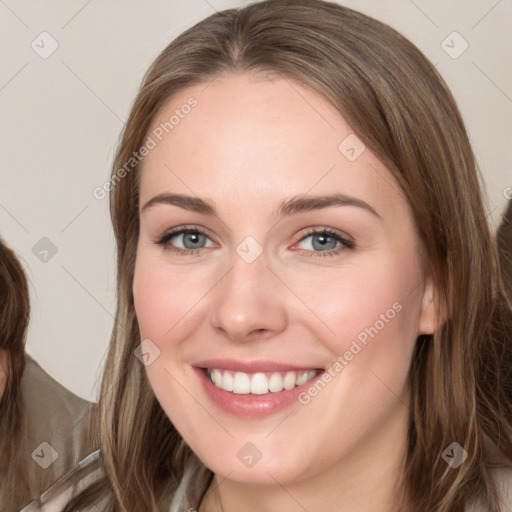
left=193, top=367, right=325, bottom=418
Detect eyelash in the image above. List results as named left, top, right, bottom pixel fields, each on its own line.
left=154, top=225, right=355, bottom=258
left=294, top=227, right=355, bottom=258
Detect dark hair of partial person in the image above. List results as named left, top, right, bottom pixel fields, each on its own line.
left=0, top=237, right=29, bottom=503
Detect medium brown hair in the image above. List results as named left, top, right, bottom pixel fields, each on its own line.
left=0, top=238, right=29, bottom=507
left=66, top=1, right=512, bottom=510
left=498, top=200, right=512, bottom=300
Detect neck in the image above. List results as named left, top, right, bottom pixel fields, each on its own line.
left=199, top=401, right=411, bottom=512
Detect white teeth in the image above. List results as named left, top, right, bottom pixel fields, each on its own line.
left=222, top=371, right=234, bottom=392
left=250, top=373, right=268, bottom=395
left=206, top=368, right=319, bottom=395
left=283, top=371, right=296, bottom=390
left=232, top=372, right=251, bottom=394
left=268, top=372, right=284, bottom=392
left=295, top=371, right=308, bottom=386
left=211, top=369, right=222, bottom=387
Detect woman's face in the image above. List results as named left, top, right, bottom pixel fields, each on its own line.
left=133, top=71, right=438, bottom=487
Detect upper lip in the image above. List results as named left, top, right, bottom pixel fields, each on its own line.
left=193, top=359, right=322, bottom=373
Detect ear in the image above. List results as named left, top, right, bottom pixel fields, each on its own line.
left=417, top=275, right=445, bottom=335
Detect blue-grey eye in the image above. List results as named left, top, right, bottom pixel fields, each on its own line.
left=174, top=230, right=209, bottom=249
left=299, top=232, right=340, bottom=251
left=157, top=228, right=214, bottom=252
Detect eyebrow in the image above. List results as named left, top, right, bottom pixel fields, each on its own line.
left=141, top=192, right=381, bottom=219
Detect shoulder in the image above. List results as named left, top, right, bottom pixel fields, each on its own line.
left=21, top=355, right=93, bottom=418
left=21, top=355, right=95, bottom=454
left=5, top=356, right=97, bottom=509
left=20, top=450, right=108, bottom=512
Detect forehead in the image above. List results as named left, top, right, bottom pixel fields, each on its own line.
left=138, top=72, right=406, bottom=219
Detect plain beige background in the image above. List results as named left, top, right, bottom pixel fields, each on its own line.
left=0, top=0, right=510, bottom=402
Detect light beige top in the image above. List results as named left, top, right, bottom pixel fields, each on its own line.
left=20, top=450, right=512, bottom=512
left=20, top=450, right=106, bottom=512
left=0, top=356, right=95, bottom=511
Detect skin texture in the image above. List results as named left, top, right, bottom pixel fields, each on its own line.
left=133, top=72, right=439, bottom=512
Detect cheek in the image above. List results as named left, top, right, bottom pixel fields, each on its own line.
left=132, top=252, right=210, bottom=439
left=132, top=263, right=164, bottom=340
left=283, top=252, right=423, bottom=456
left=287, top=249, right=424, bottom=362
left=132, top=250, right=210, bottom=341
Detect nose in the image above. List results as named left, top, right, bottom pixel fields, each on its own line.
left=209, top=249, right=288, bottom=343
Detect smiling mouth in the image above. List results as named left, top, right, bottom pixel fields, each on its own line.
left=201, top=368, right=322, bottom=395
